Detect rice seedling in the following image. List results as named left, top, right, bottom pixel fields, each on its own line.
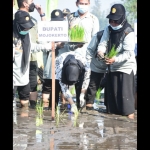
left=95, top=88, right=102, bottom=105
left=55, top=105, right=67, bottom=127
left=73, top=109, right=79, bottom=127
left=105, top=44, right=118, bottom=58
left=36, top=99, right=43, bottom=117
left=68, top=25, right=85, bottom=42
left=36, top=115, right=43, bottom=126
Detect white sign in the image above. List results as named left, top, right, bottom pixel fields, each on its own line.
left=134, top=22, right=137, bottom=44
left=38, top=21, right=68, bottom=41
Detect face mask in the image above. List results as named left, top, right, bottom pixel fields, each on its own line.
left=78, top=5, right=89, bottom=14
left=29, top=3, right=35, bottom=12
left=109, top=18, right=126, bottom=30
left=110, top=24, right=123, bottom=30
left=19, top=30, right=29, bottom=35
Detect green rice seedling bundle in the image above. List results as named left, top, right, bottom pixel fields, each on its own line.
left=36, top=116, right=43, bottom=126
left=105, top=45, right=118, bottom=58
left=36, top=100, right=43, bottom=117
left=68, top=25, right=85, bottom=42
left=95, top=88, right=102, bottom=104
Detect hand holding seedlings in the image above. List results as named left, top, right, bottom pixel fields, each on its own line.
left=104, top=57, right=115, bottom=64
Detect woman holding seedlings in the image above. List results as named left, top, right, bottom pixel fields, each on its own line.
left=97, top=4, right=137, bottom=119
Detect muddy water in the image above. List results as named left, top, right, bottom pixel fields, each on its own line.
left=13, top=101, right=137, bottom=150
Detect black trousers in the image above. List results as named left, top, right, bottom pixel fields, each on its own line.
left=85, top=71, right=104, bottom=105
left=29, top=61, right=38, bottom=92
left=42, top=79, right=61, bottom=107
left=13, top=82, right=30, bottom=100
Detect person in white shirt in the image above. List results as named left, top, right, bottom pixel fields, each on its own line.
left=67, top=0, right=99, bottom=57
left=13, top=10, right=52, bottom=107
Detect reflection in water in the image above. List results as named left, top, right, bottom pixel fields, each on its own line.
left=36, top=130, right=42, bottom=143
left=13, top=100, right=17, bottom=124
left=79, top=133, right=89, bottom=150
left=78, top=122, right=89, bottom=150
left=35, top=115, right=43, bottom=143
left=96, top=119, right=104, bottom=138
left=50, top=130, right=54, bottom=150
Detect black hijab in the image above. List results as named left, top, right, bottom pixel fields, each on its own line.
left=108, top=17, right=132, bottom=51
left=13, top=19, right=31, bottom=74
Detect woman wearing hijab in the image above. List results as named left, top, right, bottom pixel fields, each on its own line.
left=97, top=4, right=137, bottom=119
left=13, top=10, right=51, bottom=107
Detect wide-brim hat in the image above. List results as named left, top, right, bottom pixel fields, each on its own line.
left=106, top=4, right=125, bottom=20
left=15, top=10, right=35, bottom=29
left=51, top=9, right=64, bottom=21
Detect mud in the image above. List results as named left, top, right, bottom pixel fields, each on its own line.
left=13, top=101, right=137, bottom=150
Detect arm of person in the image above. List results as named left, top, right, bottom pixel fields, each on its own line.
left=80, top=58, right=91, bottom=95
left=30, top=41, right=52, bottom=53
left=55, top=56, right=74, bottom=102
left=35, top=4, right=46, bottom=21
left=86, top=33, right=98, bottom=64
left=112, top=32, right=135, bottom=64
left=97, top=26, right=110, bottom=54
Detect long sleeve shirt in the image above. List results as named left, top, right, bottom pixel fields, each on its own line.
left=13, top=33, right=52, bottom=86
left=86, top=33, right=107, bottom=73
left=55, top=51, right=91, bottom=100
left=97, top=26, right=137, bottom=75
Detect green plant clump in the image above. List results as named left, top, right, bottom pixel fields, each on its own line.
left=106, top=45, right=118, bottom=58
left=95, top=88, right=102, bottom=100
left=36, top=100, right=43, bottom=116
left=68, top=25, right=85, bottom=42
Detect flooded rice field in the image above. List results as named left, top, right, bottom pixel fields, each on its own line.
left=13, top=89, right=137, bottom=150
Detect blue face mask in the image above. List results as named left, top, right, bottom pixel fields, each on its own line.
left=19, top=30, right=29, bottom=35
left=78, top=5, right=89, bottom=14
left=110, top=24, right=123, bottom=30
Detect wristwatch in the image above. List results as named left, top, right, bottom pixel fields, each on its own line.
left=40, top=13, right=45, bottom=17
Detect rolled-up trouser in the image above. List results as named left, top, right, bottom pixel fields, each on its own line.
left=42, top=79, right=61, bottom=107
left=13, top=82, right=30, bottom=100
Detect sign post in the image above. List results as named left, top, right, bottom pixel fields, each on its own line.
left=38, top=21, right=68, bottom=120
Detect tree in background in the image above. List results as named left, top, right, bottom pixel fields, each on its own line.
left=121, top=0, right=137, bottom=27
left=90, top=0, right=108, bottom=30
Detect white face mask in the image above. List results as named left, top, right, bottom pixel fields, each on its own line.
left=109, top=18, right=126, bottom=30
left=78, top=5, right=89, bottom=14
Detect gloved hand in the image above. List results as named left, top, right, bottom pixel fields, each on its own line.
left=80, top=93, right=85, bottom=108
left=71, top=104, right=78, bottom=114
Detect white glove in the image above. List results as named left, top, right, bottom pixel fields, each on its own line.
left=71, top=104, right=78, bottom=114
left=80, top=93, right=85, bottom=107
